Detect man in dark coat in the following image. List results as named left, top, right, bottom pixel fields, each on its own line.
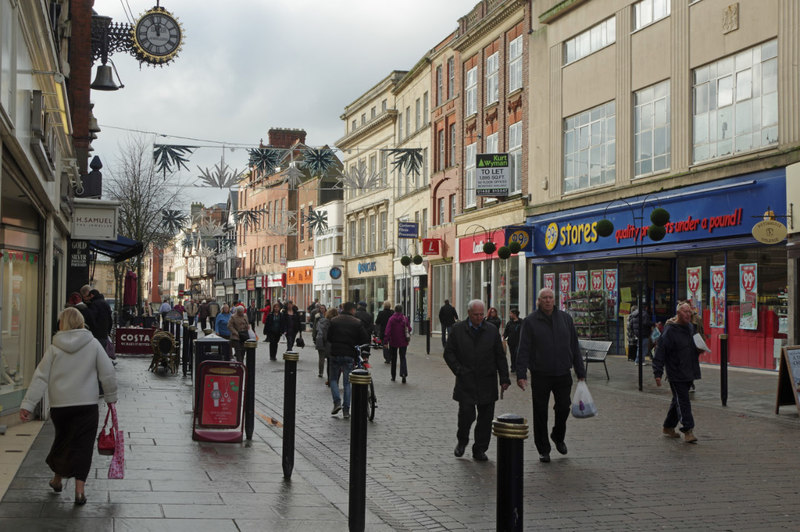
left=355, top=301, right=374, bottom=356
left=374, top=301, right=394, bottom=363
left=653, top=302, right=700, bottom=443
left=438, top=299, right=459, bottom=349
left=84, top=288, right=112, bottom=344
left=444, top=299, right=510, bottom=462
left=327, top=302, right=370, bottom=419
left=516, top=288, right=586, bottom=463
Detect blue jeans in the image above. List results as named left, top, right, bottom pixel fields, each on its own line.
left=665, top=380, right=694, bottom=431
left=329, top=356, right=354, bottom=409
left=634, top=338, right=650, bottom=364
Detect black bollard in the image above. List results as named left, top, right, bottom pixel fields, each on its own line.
left=720, top=334, right=728, bottom=406
left=282, top=351, right=299, bottom=476
left=244, top=340, right=257, bottom=441
left=425, top=319, right=430, bottom=355
left=348, top=368, right=370, bottom=532
left=182, top=322, right=190, bottom=376
left=184, top=325, right=196, bottom=376
left=492, top=413, right=529, bottom=532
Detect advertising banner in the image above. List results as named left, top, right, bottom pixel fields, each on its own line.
left=739, top=263, right=758, bottom=330
left=559, top=272, right=572, bottom=311
left=543, top=272, right=555, bottom=292
left=686, top=266, right=703, bottom=313
left=201, top=372, right=242, bottom=427
left=709, top=265, right=726, bottom=328
left=575, top=271, right=588, bottom=292
left=115, top=328, right=156, bottom=354
left=604, top=269, right=618, bottom=319
left=590, top=270, right=604, bottom=291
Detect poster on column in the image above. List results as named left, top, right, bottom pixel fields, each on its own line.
left=543, top=273, right=555, bottom=292
left=739, top=263, right=758, bottom=330
left=604, top=269, right=618, bottom=319
left=686, top=267, right=703, bottom=314
left=709, top=265, right=726, bottom=328
left=575, top=271, right=588, bottom=292
left=558, top=272, right=572, bottom=311
left=590, top=270, right=604, bottom=292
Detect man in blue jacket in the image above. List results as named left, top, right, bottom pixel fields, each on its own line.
left=653, top=302, right=700, bottom=443
left=516, top=288, right=586, bottom=463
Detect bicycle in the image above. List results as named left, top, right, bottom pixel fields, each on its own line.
left=355, top=343, right=377, bottom=421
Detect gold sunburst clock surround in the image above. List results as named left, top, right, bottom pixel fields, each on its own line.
left=131, top=6, right=183, bottom=65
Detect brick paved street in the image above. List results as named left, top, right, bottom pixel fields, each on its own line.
left=1, top=333, right=799, bottom=531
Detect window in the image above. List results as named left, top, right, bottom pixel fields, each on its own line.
left=369, top=154, right=377, bottom=176
left=368, top=214, right=376, bottom=252
left=421, top=208, right=428, bottom=238
left=382, top=99, right=387, bottom=112
left=358, top=218, right=366, bottom=255
left=398, top=112, right=403, bottom=140
left=508, top=35, right=523, bottom=93
left=380, top=151, right=388, bottom=186
left=508, top=121, right=522, bottom=193
left=405, top=107, right=411, bottom=138
left=361, top=113, right=366, bottom=125
left=634, top=0, right=670, bottom=31
left=563, top=16, right=616, bottom=65
left=692, top=40, right=778, bottom=163
left=465, top=142, right=477, bottom=207
left=351, top=119, right=356, bottom=132
left=307, top=203, right=313, bottom=237
left=280, top=244, right=285, bottom=264
left=415, top=98, right=421, bottom=131
left=299, top=204, right=305, bottom=241
left=371, top=106, right=376, bottom=118
left=486, top=52, right=499, bottom=105
left=563, top=101, right=616, bottom=193
left=449, top=123, right=457, bottom=167
left=447, top=56, right=455, bottom=99
left=485, top=132, right=498, bottom=154
left=438, top=197, right=446, bottom=225
left=423, top=92, right=429, bottom=124
left=449, top=194, right=456, bottom=222
left=349, top=220, right=357, bottom=255
left=380, top=211, right=388, bottom=249
left=634, top=79, right=671, bottom=177
left=436, top=65, right=443, bottom=105
left=437, top=129, right=446, bottom=171
left=465, top=66, right=477, bottom=116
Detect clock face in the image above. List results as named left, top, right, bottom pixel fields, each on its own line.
left=132, top=7, right=182, bottom=64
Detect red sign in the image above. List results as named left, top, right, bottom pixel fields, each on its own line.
left=422, top=238, right=441, bottom=256
left=591, top=270, right=603, bottom=290
left=543, top=273, right=555, bottom=291
left=246, top=279, right=255, bottom=291
left=604, top=270, right=617, bottom=291
left=575, top=271, right=588, bottom=291
left=115, top=328, right=155, bottom=354
left=711, top=268, right=725, bottom=293
left=458, top=229, right=506, bottom=263
left=741, top=265, right=756, bottom=292
left=200, top=371, right=242, bottom=427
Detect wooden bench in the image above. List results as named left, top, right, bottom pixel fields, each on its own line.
left=578, top=339, right=612, bottom=380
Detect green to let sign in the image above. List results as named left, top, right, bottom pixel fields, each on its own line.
left=475, top=153, right=510, bottom=197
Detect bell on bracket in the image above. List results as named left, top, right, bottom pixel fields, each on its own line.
left=90, top=64, right=118, bottom=91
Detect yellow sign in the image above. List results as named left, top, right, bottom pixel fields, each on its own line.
left=751, top=220, right=787, bottom=244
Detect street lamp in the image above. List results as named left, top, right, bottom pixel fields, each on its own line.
left=596, top=197, right=670, bottom=391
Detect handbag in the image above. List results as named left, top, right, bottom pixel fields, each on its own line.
left=97, top=407, right=115, bottom=455
left=295, top=335, right=305, bottom=348
left=107, top=404, right=125, bottom=479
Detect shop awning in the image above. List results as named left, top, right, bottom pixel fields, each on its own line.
left=88, top=235, right=144, bottom=263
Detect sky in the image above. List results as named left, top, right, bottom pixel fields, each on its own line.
left=90, top=0, right=478, bottom=207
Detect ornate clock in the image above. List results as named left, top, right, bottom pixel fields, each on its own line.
left=131, top=5, right=183, bottom=65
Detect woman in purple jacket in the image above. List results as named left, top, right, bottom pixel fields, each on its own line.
left=384, top=305, right=412, bottom=383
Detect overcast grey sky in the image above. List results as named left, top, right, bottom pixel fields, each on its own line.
left=91, top=0, right=477, bottom=207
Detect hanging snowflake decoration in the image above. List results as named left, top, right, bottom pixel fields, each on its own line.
left=181, top=236, right=193, bottom=253
left=196, top=163, right=244, bottom=188
left=388, top=148, right=424, bottom=176
left=235, top=209, right=261, bottom=229
left=153, top=144, right=194, bottom=177
left=284, top=164, right=305, bottom=189
left=248, top=147, right=284, bottom=175
left=337, top=164, right=383, bottom=192
left=267, top=211, right=297, bottom=236
left=301, top=147, right=338, bottom=177
left=306, top=209, right=329, bottom=234
left=161, top=209, right=188, bottom=234
left=197, top=219, right=225, bottom=239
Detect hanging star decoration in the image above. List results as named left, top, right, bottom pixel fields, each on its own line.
left=196, top=163, right=244, bottom=188
left=153, top=144, right=195, bottom=177
left=337, top=164, right=383, bottom=192
left=197, top=219, right=225, bottom=239
left=248, top=147, right=284, bottom=175
left=301, top=147, right=338, bottom=177
left=181, top=236, right=193, bottom=253
left=284, top=164, right=305, bottom=189
left=388, top=148, right=424, bottom=176
left=235, top=209, right=262, bottom=229
left=305, top=209, right=329, bottom=234
left=267, top=211, right=297, bottom=236
left=161, top=209, right=189, bottom=234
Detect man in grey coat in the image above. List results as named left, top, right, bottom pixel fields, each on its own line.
left=444, top=299, right=510, bottom=462
left=516, top=288, right=586, bottom=463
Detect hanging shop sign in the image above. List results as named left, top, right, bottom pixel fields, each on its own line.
left=329, top=266, right=342, bottom=279
left=398, top=221, right=419, bottom=239
left=751, top=219, right=787, bottom=244
left=422, top=238, right=441, bottom=256
left=267, top=273, right=286, bottom=288
left=287, top=266, right=313, bottom=284
left=504, top=225, right=532, bottom=252
left=246, top=279, right=255, bottom=291
left=528, top=171, right=785, bottom=257
left=476, top=153, right=510, bottom=196
left=709, top=265, right=726, bottom=329
left=72, top=203, right=118, bottom=240
left=558, top=272, right=571, bottom=311
left=739, top=263, right=758, bottom=330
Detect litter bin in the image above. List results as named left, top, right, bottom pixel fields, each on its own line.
left=194, top=335, right=232, bottom=409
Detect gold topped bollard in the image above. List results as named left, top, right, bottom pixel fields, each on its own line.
left=492, top=414, right=529, bottom=531
left=348, top=368, right=371, bottom=532
left=282, top=351, right=299, bottom=477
